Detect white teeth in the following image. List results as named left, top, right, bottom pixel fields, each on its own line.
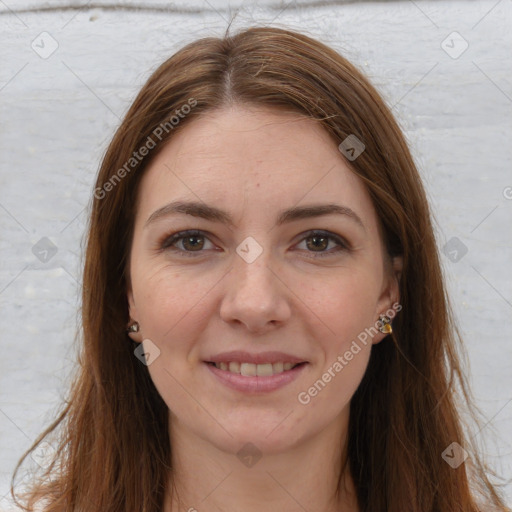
left=213, top=361, right=300, bottom=376
left=273, top=362, right=284, bottom=373
left=228, top=361, right=240, bottom=373
left=240, top=363, right=257, bottom=376
left=256, top=363, right=273, bottom=377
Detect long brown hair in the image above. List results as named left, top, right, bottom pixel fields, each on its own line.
left=11, top=25, right=510, bottom=512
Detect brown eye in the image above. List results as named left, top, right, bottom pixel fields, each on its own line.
left=160, top=230, right=214, bottom=256
left=159, top=229, right=350, bottom=259
left=297, top=230, right=350, bottom=258
left=180, top=234, right=205, bottom=251
left=306, top=234, right=329, bottom=251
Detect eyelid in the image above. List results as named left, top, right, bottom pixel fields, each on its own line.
left=158, top=229, right=351, bottom=257
left=159, top=229, right=215, bottom=252
left=293, top=230, right=350, bottom=256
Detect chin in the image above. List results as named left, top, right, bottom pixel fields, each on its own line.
left=209, top=412, right=310, bottom=455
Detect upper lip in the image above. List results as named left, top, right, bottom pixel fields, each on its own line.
left=205, top=350, right=307, bottom=365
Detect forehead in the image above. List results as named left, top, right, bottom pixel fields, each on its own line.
left=136, top=105, right=378, bottom=232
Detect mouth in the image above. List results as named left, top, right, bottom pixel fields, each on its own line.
left=203, top=350, right=309, bottom=392
left=206, top=361, right=307, bottom=377
left=203, top=352, right=309, bottom=393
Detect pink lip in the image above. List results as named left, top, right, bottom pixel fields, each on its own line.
left=205, top=350, right=307, bottom=365
left=204, top=361, right=308, bottom=393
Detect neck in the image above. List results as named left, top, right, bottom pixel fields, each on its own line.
left=163, top=411, right=359, bottom=512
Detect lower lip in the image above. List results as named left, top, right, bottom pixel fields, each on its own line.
left=204, top=362, right=308, bottom=393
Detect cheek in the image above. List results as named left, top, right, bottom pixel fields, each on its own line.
left=296, top=286, right=376, bottom=415
left=132, top=266, right=222, bottom=409
left=136, top=270, right=210, bottom=416
left=298, top=273, right=379, bottom=400
left=134, top=264, right=215, bottom=343
left=310, top=270, right=382, bottom=349
left=294, top=346, right=370, bottom=435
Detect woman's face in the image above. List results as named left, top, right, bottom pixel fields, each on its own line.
left=127, top=105, right=401, bottom=454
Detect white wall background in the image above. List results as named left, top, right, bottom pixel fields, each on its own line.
left=1, top=0, right=511, bottom=509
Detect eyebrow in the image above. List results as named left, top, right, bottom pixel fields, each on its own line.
left=144, top=200, right=365, bottom=230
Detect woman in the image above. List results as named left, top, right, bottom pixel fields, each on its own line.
left=11, top=26, right=509, bottom=512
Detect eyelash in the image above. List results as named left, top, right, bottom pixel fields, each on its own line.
left=158, top=229, right=350, bottom=258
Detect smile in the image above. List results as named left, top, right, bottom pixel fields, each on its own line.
left=205, top=361, right=308, bottom=393
left=208, top=361, right=304, bottom=376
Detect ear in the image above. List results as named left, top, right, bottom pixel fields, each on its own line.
left=126, top=285, right=143, bottom=343
left=372, top=255, right=403, bottom=345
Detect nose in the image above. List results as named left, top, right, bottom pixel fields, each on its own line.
left=219, top=248, right=291, bottom=334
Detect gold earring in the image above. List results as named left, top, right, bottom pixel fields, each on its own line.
left=126, top=322, right=140, bottom=333
left=378, top=315, right=392, bottom=334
